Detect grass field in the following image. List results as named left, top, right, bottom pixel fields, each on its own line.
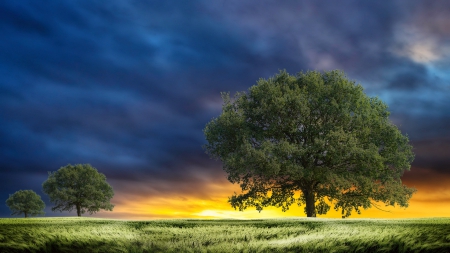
left=0, top=217, right=449, bottom=252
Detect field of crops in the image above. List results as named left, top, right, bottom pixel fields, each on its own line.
left=0, top=217, right=449, bottom=252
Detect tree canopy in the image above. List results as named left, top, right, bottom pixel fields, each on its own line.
left=42, top=164, right=114, bottom=216
left=5, top=190, right=45, bottom=218
left=203, top=70, right=415, bottom=217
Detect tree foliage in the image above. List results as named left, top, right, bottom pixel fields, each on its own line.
left=6, top=190, right=45, bottom=218
left=203, top=70, right=415, bottom=217
left=42, top=164, right=114, bottom=216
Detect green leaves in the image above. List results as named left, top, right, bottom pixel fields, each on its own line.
left=42, top=164, right=114, bottom=216
left=5, top=190, right=45, bottom=217
left=204, top=70, right=415, bottom=217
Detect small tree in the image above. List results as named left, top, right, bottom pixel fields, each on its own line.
left=203, top=70, right=416, bottom=217
left=6, top=190, right=45, bottom=218
left=42, top=164, right=114, bottom=216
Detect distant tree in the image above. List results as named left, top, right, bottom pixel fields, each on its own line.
left=42, top=164, right=114, bottom=216
left=203, top=70, right=416, bottom=218
left=6, top=190, right=45, bottom=218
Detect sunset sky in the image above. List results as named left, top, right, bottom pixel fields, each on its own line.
left=1, top=1, right=449, bottom=219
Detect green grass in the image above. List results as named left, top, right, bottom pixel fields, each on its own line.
left=0, top=217, right=449, bottom=252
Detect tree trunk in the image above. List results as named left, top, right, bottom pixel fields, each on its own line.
left=303, top=189, right=316, bottom=217
left=24, top=212, right=28, bottom=218
left=76, top=204, right=81, bottom=217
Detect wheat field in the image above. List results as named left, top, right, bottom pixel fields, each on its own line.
left=0, top=217, right=449, bottom=252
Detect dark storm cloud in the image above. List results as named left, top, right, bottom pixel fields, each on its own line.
left=387, top=62, right=428, bottom=90
left=411, top=137, right=450, bottom=172
left=108, top=159, right=226, bottom=200
left=1, top=0, right=450, bottom=217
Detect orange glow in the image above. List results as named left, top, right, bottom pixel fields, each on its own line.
left=94, top=167, right=450, bottom=220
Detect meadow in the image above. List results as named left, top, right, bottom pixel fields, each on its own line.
left=0, top=217, right=449, bottom=252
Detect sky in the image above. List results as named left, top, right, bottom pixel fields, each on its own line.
left=1, top=0, right=449, bottom=219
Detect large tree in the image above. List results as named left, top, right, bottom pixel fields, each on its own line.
left=203, top=70, right=415, bottom=217
left=42, top=164, right=114, bottom=216
left=6, top=190, right=45, bottom=218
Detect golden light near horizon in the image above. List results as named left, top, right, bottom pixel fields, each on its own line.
left=99, top=192, right=450, bottom=220
left=96, top=168, right=450, bottom=220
